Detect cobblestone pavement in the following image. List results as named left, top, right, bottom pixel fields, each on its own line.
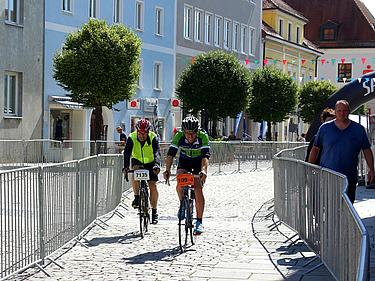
left=21, top=170, right=334, bottom=281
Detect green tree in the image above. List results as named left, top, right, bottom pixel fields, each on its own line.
left=247, top=67, right=297, bottom=140
left=53, top=19, right=141, bottom=141
left=298, top=80, right=337, bottom=123
left=176, top=50, right=251, bottom=137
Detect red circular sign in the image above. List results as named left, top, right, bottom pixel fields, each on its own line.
left=130, top=101, right=137, bottom=107
left=172, top=99, right=180, bottom=107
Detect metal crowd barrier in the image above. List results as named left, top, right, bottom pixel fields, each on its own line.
left=274, top=146, right=368, bottom=281
left=0, top=154, right=125, bottom=280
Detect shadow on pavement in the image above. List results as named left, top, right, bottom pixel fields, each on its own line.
left=85, top=231, right=140, bottom=246
left=252, top=199, right=336, bottom=281
left=123, top=246, right=182, bottom=264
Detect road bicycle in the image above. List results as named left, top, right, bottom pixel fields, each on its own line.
left=132, top=168, right=150, bottom=238
left=176, top=173, right=197, bottom=252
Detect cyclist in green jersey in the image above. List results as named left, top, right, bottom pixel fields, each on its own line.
left=123, top=119, right=161, bottom=224
left=163, top=116, right=210, bottom=234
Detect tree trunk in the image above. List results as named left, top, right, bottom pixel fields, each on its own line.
left=211, top=119, right=217, bottom=138
left=93, top=106, right=104, bottom=154
left=266, top=121, right=272, bottom=141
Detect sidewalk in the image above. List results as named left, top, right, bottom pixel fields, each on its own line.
left=354, top=185, right=375, bottom=281
left=18, top=169, right=334, bottom=281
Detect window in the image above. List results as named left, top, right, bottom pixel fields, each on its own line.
left=320, top=21, right=338, bottom=41
left=232, top=22, right=240, bottom=51
left=288, top=22, right=292, bottom=41
left=4, top=72, right=22, bottom=116
left=184, top=5, right=192, bottom=39
left=135, top=1, right=144, bottom=30
left=204, top=12, right=212, bottom=45
left=223, top=19, right=231, bottom=50
left=338, top=63, right=352, bottom=82
left=279, top=19, right=284, bottom=36
left=5, top=0, right=23, bottom=24
left=214, top=15, right=222, bottom=47
left=249, top=27, right=255, bottom=55
left=241, top=24, right=248, bottom=54
left=113, top=0, right=122, bottom=23
left=194, top=9, right=203, bottom=42
left=137, top=59, right=143, bottom=88
left=323, top=28, right=335, bottom=40
left=296, top=26, right=300, bottom=44
left=154, top=62, right=162, bottom=90
left=155, top=7, right=164, bottom=36
left=62, top=0, right=73, bottom=13
left=89, top=0, right=99, bottom=18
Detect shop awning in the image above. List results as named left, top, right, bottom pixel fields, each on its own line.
left=49, top=95, right=84, bottom=109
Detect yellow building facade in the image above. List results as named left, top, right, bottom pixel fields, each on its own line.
left=262, top=0, right=323, bottom=141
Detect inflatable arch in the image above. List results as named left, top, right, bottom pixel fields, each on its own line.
left=306, top=71, right=375, bottom=141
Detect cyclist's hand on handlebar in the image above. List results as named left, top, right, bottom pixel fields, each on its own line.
left=163, top=170, right=170, bottom=185
left=153, top=166, right=160, bottom=175
left=122, top=167, right=130, bottom=182
left=199, top=171, right=207, bottom=186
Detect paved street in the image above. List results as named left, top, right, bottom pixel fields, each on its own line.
left=20, top=169, right=334, bottom=281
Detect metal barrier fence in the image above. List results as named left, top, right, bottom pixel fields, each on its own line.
left=0, top=140, right=305, bottom=173
left=0, top=154, right=125, bottom=279
left=274, top=146, right=369, bottom=281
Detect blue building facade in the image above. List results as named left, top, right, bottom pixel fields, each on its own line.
left=44, top=0, right=177, bottom=143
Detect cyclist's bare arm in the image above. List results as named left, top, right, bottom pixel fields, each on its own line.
left=163, top=155, right=174, bottom=183
left=200, top=157, right=209, bottom=184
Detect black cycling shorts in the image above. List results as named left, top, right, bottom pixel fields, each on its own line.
left=177, top=158, right=202, bottom=175
left=131, top=160, right=159, bottom=182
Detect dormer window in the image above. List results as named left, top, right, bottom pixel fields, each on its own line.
left=320, top=21, right=338, bottom=41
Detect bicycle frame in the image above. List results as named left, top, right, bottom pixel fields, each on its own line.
left=177, top=173, right=197, bottom=252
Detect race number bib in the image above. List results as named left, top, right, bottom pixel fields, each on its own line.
left=134, top=169, right=150, bottom=181
left=176, top=174, right=195, bottom=188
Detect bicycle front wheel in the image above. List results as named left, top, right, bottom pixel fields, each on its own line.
left=139, top=182, right=149, bottom=238
left=178, top=198, right=189, bottom=252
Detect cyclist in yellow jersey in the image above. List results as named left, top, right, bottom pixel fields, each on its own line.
left=123, top=119, right=161, bottom=224
left=163, top=116, right=210, bottom=234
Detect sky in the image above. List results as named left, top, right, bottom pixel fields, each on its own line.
left=361, top=0, right=375, bottom=17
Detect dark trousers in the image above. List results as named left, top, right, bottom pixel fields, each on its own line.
left=347, top=179, right=358, bottom=204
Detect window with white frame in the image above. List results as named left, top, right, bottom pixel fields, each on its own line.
left=135, top=1, right=144, bottom=30
left=214, top=15, right=222, bottom=47
left=4, top=72, right=22, bottom=116
left=249, top=27, right=255, bottom=56
left=137, top=59, right=143, bottom=88
left=194, top=9, right=203, bottom=42
left=62, top=0, right=73, bottom=13
left=296, top=26, right=300, bottom=44
left=155, top=7, right=164, bottom=36
left=279, top=18, right=284, bottom=36
left=240, top=24, right=248, bottom=54
left=89, top=0, right=99, bottom=18
left=184, top=5, right=192, bottom=39
left=232, top=22, right=240, bottom=51
left=204, top=12, right=212, bottom=45
left=5, top=0, right=24, bottom=24
left=113, top=0, right=122, bottom=23
left=223, top=19, right=231, bottom=50
left=153, top=62, right=162, bottom=90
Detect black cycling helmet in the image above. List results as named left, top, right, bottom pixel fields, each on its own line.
left=182, top=116, right=200, bottom=132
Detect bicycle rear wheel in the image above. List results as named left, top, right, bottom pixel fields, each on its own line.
left=178, top=198, right=189, bottom=252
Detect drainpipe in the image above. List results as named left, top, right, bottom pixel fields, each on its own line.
left=41, top=0, right=46, bottom=139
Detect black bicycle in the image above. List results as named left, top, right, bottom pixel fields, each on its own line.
left=176, top=173, right=196, bottom=252
left=133, top=168, right=150, bottom=238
